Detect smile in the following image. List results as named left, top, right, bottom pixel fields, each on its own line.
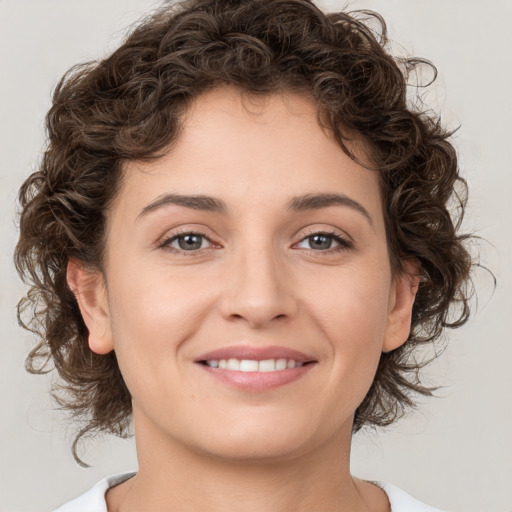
left=195, top=345, right=317, bottom=391
left=202, top=358, right=305, bottom=371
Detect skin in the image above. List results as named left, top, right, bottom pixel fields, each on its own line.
left=68, top=86, right=419, bottom=512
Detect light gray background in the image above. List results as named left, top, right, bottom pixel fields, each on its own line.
left=1, top=1, right=511, bottom=511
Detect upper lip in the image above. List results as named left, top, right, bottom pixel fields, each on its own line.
left=195, top=345, right=316, bottom=363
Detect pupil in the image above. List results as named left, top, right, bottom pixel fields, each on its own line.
left=179, top=234, right=202, bottom=250
left=310, top=234, right=331, bottom=250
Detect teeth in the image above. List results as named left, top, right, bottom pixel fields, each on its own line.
left=259, top=359, right=275, bottom=372
left=239, top=359, right=259, bottom=372
left=227, top=358, right=240, bottom=370
left=276, top=359, right=287, bottom=370
left=205, top=358, right=305, bottom=371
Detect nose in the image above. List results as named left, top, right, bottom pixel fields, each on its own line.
left=219, top=243, right=298, bottom=329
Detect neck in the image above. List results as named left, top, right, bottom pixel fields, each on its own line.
left=107, top=413, right=387, bottom=512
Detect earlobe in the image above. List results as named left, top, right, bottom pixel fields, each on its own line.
left=382, top=259, right=421, bottom=353
left=66, top=258, right=114, bottom=355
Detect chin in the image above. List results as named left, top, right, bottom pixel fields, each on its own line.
left=200, top=436, right=311, bottom=465
left=187, top=414, right=328, bottom=464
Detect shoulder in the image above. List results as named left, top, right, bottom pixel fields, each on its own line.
left=52, top=474, right=445, bottom=512
left=378, top=482, right=446, bottom=512
left=52, top=472, right=136, bottom=512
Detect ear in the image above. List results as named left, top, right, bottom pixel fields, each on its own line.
left=382, top=259, right=421, bottom=353
left=66, top=258, right=114, bottom=355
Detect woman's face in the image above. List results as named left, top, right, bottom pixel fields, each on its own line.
left=75, top=87, right=416, bottom=462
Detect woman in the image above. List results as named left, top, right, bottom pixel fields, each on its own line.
left=15, top=0, right=472, bottom=510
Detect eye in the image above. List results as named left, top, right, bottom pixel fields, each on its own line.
left=163, top=232, right=213, bottom=252
left=296, top=232, right=351, bottom=251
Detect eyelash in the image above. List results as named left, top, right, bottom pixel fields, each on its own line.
left=159, top=229, right=353, bottom=256
left=159, top=229, right=217, bottom=256
left=297, top=230, right=353, bottom=253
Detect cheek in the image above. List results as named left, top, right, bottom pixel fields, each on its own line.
left=106, top=262, right=214, bottom=378
left=305, top=265, right=390, bottom=386
left=309, top=263, right=390, bottom=339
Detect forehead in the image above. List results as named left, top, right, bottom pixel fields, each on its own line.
left=185, top=87, right=322, bottom=131
left=114, top=87, right=382, bottom=226
left=182, top=87, right=368, bottom=162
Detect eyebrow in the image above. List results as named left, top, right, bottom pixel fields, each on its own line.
left=137, top=194, right=227, bottom=219
left=137, top=192, right=372, bottom=226
left=287, top=193, right=373, bottom=226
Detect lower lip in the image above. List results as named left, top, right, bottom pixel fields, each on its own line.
left=196, top=363, right=316, bottom=392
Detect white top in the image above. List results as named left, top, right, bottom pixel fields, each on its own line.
left=53, top=472, right=445, bottom=512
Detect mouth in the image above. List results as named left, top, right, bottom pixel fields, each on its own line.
left=194, top=345, right=317, bottom=391
left=198, top=358, right=311, bottom=372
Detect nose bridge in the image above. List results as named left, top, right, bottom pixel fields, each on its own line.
left=221, top=231, right=296, bottom=328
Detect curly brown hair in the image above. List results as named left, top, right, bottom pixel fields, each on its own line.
left=15, top=0, right=472, bottom=462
